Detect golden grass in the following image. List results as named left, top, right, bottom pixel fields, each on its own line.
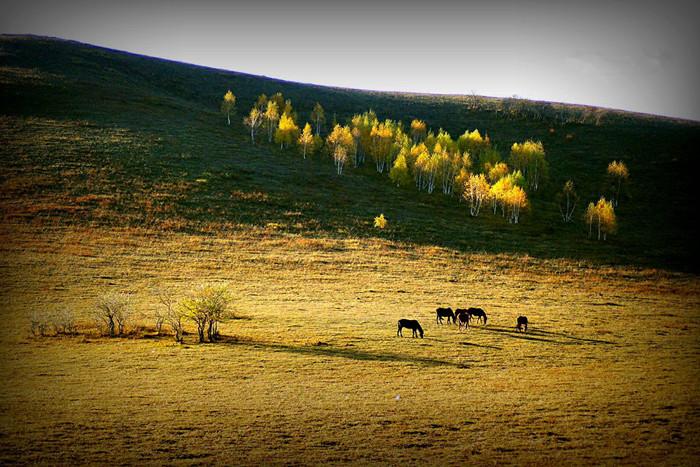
left=0, top=221, right=698, bottom=464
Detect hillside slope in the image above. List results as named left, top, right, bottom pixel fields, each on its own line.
left=1, top=35, right=698, bottom=270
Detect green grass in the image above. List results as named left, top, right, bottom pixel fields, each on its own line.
left=1, top=35, right=698, bottom=271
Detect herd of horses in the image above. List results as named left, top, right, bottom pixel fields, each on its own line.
left=397, top=307, right=529, bottom=338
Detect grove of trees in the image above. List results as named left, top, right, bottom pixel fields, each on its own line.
left=227, top=88, right=629, bottom=238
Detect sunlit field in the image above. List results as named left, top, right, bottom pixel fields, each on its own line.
left=1, top=222, right=698, bottom=464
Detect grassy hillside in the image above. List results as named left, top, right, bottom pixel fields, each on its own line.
left=1, top=35, right=699, bottom=271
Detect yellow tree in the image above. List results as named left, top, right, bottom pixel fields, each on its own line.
left=244, top=107, right=263, bottom=144
left=607, top=160, right=629, bottom=206
left=585, top=197, right=616, bottom=240
left=221, top=90, right=236, bottom=125
left=311, top=102, right=325, bottom=136
left=369, top=120, right=396, bottom=173
left=464, top=174, right=491, bottom=217
left=326, top=125, right=354, bottom=175
left=389, top=150, right=412, bottom=187
left=510, top=140, right=547, bottom=190
left=275, top=113, right=299, bottom=149
left=298, top=123, right=314, bottom=159
left=264, top=101, right=279, bottom=143
left=504, top=186, right=528, bottom=223
left=487, top=162, right=509, bottom=183
left=410, top=119, right=427, bottom=143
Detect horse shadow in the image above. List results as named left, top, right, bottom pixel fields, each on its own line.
left=218, top=336, right=469, bottom=368
left=476, top=326, right=616, bottom=345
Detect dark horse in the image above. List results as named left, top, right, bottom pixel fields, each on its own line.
left=397, top=319, right=424, bottom=338
left=516, top=316, right=528, bottom=332
left=455, top=310, right=470, bottom=331
left=436, top=307, right=455, bottom=324
left=467, top=307, right=488, bottom=325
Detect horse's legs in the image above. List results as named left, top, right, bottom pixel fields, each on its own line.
left=397, top=324, right=402, bottom=337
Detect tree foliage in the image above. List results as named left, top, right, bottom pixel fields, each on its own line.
left=221, top=89, right=236, bottom=126
left=179, top=284, right=231, bottom=343
left=606, top=160, right=629, bottom=207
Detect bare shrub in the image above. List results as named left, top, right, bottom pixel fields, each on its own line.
left=156, top=289, right=185, bottom=343
left=93, top=292, right=132, bottom=337
left=30, top=310, right=49, bottom=337
left=179, top=284, right=231, bottom=343
left=50, top=308, right=77, bottom=335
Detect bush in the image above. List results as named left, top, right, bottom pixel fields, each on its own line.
left=50, top=308, right=77, bottom=335
left=30, top=310, right=49, bottom=337
left=179, top=284, right=231, bottom=343
left=93, top=292, right=133, bottom=337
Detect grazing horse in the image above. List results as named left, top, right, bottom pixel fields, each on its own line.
left=436, top=307, right=455, bottom=324
left=516, top=316, right=528, bottom=332
left=455, top=310, right=470, bottom=331
left=467, top=307, right=488, bottom=325
left=397, top=319, right=424, bottom=338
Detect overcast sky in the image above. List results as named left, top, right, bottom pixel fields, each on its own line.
left=2, top=0, right=699, bottom=120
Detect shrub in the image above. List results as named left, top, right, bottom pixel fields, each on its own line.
left=93, top=292, right=133, bottom=337
left=374, top=214, right=388, bottom=229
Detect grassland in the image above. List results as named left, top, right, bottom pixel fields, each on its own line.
left=1, top=35, right=699, bottom=464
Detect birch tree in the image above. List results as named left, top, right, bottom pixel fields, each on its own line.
left=275, top=112, right=299, bottom=149
left=264, top=101, right=280, bottom=143
left=298, top=123, right=314, bottom=159
left=464, top=174, right=490, bottom=216
left=311, top=102, right=325, bottom=136
left=221, top=90, right=236, bottom=125
left=607, top=160, right=629, bottom=207
left=557, top=179, right=578, bottom=222
left=244, top=107, right=263, bottom=144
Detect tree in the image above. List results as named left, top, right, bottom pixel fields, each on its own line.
left=509, top=140, right=547, bottom=191
left=333, top=145, right=348, bottom=175
left=490, top=171, right=525, bottom=216
left=504, top=185, right=528, bottom=223
left=487, top=162, right=509, bottom=183
left=410, top=119, right=427, bottom=143
left=557, top=180, right=578, bottom=222
left=326, top=125, right=354, bottom=175
left=369, top=120, right=396, bottom=173
left=157, top=289, right=184, bottom=342
left=298, top=123, right=314, bottom=159
left=94, top=292, right=132, bottom=337
left=311, top=102, right=325, bottom=136
left=275, top=113, right=300, bottom=149
left=244, top=107, right=263, bottom=144
left=607, top=160, right=629, bottom=207
left=389, top=151, right=412, bottom=187
left=264, top=101, right=280, bottom=143
left=463, top=174, right=490, bottom=217
left=179, top=284, right=231, bottom=343
left=221, top=90, right=236, bottom=125
left=350, top=110, right=378, bottom=167
left=585, top=197, right=616, bottom=240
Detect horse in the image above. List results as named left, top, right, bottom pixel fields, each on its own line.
left=436, top=307, right=455, bottom=324
left=397, top=319, right=424, bottom=338
left=516, top=316, right=528, bottom=332
left=467, top=307, right=488, bottom=325
left=455, top=310, right=470, bottom=331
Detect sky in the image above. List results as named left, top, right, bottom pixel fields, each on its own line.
left=2, top=0, right=699, bottom=121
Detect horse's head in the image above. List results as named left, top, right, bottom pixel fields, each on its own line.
left=419, top=328, right=424, bottom=338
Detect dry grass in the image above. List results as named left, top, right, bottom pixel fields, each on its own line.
left=1, top=221, right=698, bottom=464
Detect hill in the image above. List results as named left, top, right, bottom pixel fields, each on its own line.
left=1, top=35, right=699, bottom=271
